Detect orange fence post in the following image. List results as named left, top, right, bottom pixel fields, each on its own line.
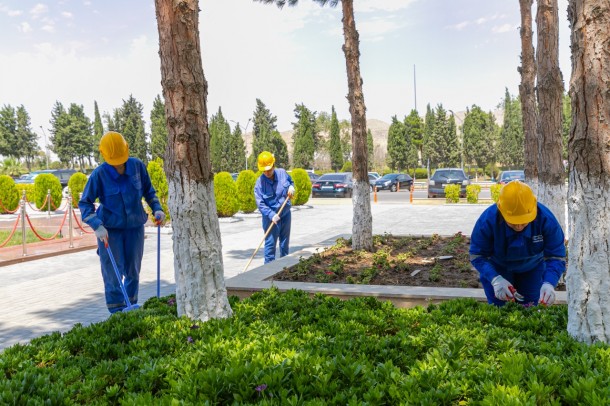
left=410, top=184, right=414, bottom=203
left=397, top=181, right=400, bottom=192
left=374, top=186, right=378, bottom=203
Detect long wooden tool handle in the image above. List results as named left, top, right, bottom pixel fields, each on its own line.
left=242, top=196, right=290, bottom=274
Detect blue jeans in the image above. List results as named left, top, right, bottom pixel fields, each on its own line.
left=97, top=226, right=144, bottom=313
left=262, top=211, right=291, bottom=263
left=481, top=265, right=544, bottom=306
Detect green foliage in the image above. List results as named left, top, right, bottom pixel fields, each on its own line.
left=1, top=289, right=609, bottom=404
left=33, top=174, right=62, bottom=210
left=49, top=102, right=94, bottom=168
left=0, top=158, right=24, bottom=177
left=292, top=104, right=317, bottom=169
left=562, top=92, right=571, bottom=161
left=15, top=184, right=34, bottom=202
left=209, top=107, right=232, bottom=173
left=214, top=172, right=239, bottom=217
left=462, top=105, right=498, bottom=171
left=340, top=161, right=352, bottom=172
left=0, top=175, right=19, bottom=213
left=444, top=184, right=460, bottom=203
left=386, top=116, right=407, bottom=171
left=367, top=128, right=374, bottom=168
left=67, top=172, right=88, bottom=208
left=412, top=168, right=428, bottom=180
left=329, top=106, right=343, bottom=171
left=251, top=98, right=278, bottom=160
left=150, top=95, right=168, bottom=162
left=92, top=101, right=104, bottom=164
left=112, top=95, right=148, bottom=164
left=423, top=104, right=460, bottom=168
left=147, top=158, right=170, bottom=221
left=290, top=168, right=311, bottom=206
left=497, top=89, right=524, bottom=168
left=466, top=184, right=482, bottom=204
left=236, top=170, right=258, bottom=213
left=490, top=184, right=502, bottom=203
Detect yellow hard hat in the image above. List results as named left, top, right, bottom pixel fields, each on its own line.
left=257, top=151, right=275, bottom=171
left=497, top=180, right=537, bottom=224
left=99, top=131, right=129, bottom=165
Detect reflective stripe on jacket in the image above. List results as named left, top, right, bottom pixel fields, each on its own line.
left=79, top=157, right=163, bottom=230
left=469, top=203, right=566, bottom=286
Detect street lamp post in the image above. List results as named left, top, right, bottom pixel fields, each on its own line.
left=39, top=126, right=49, bottom=169
left=230, top=118, right=251, bottom=170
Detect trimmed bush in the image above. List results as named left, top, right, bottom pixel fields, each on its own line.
left=291, top=168, right=311, bottom=206
left=340, top=161, right=352, bottom=172
left=67, top=172, right=88, bottom=208
left=214, top=172, right=239, bottom=217
left=466, top=184, right=482, bottom=204
left=15, top=184, right=34, bottom=202
left=33, top=174, right=62, bottom=210
left=147, top=158, right=170, bottom=222
left=445, top=184, right=460, bottom=203
left=0, top=175, right=19, bottom=213
left=490, top=184, right=502, bottom=203
left=236, top=170, right=257, bottom=213
left=412, top=168, right=428, bottom=180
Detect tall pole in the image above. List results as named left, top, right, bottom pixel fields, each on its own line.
left=413, top=64, right=417, bottom=113
left=39, top=126, right=49, bottom=169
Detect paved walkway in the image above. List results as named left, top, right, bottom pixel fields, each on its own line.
left=0, top=201, right=488, bottom=351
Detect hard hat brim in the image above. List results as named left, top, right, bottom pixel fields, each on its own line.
left=499, top=206, right=537, bottom=225
left=258, top=164, right=273, bottom=172
left=105, top=154, right=129, bottom=166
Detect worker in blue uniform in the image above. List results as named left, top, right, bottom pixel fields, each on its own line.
left=470, top=180, right=565, bottom=306
left=79, top=131, right=165, bottom=313
left=254, top=151, right=295, bottom=264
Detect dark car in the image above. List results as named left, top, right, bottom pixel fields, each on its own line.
left=374, top=173, right=413, bottom=192
left=428, top=168, right=470, bottom=198
left=311, top=172, right=353, bottom=198
left=498, top=170, right=525, bottom=185
left=308, top=172, right=320, bottom=182
left=51, top=169, right=77, bottom=187
left=368, top=174, right=378, bottom=191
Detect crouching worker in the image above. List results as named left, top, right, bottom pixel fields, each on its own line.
left=254, top=151, right=295, bottom=263
left=79, top=131, right=165, bottom=313
left=470, top=180, right=565, bottom=306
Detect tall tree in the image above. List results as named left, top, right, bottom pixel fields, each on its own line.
left=292, top=103, right=317, bottom=169
left=422, top=104, right=436, bottom=172
left=65, top=103, right=93, bottom=169
left=271, top=130, right=289, bottom=169
left=424, top=105, right=459, bottom=168
left=93, top=101, right=105, bottom=164
left=228, top=123, right=246, bottom=172
left=328, top=106, right=343, bottom=171
left=155, top=0, right=232, bottom=320
left=0, top=105, right=18, bottom=158
left=209, top=107, right=232, bottom=172
left=567, top=0, right=610, bottom=344
left=518, top=0, right=539, bottom=193
left=462, top=105, right=497, bottom=173
left=251, top=98, right=277, bottom=160
left=15, top=106, right=40, bottom=170
left=497, top=90, right=524, bottom=168
left=536, top=0, right=565, bottom=229
left=257, top=0, right=372, bottom=251
left=404, top=109, right=423, bottom=168
left=49, top=101, right=78, bottom=166
left=340, top=119, right=352, bottom=162
left=386, top=115, right=407, bottom=171
left=150, top=95, right=168, bottom=161
left=366, top=129, right=374, bottom=168
left=112, top=95, right=148, bottom=163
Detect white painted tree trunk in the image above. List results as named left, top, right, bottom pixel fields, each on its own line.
left=351, top=180, right=372, bottom=251
left=537, top=182, right=565, bottom=231
left=168, top=177, right=232, bottom=320
left=566, top=178, right=610, bottom=343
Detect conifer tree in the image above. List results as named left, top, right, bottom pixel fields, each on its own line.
left=422, top=104, right=436, bottom=168
left=150, top=95, right=168, bottom=161
left=497, top=90, right=524, bottom=168
left=271, top=130, right=289, bottom=168
left=93, top=101, right=104, bottom=164
left=251, top=99, right=277, bottom=159
left=15, top=106, right=39, bottom=170
left=367, top=129, right=374, bottom=168
left=65, top=104, right=93, bottom=169
left=111, top=95, right=148, bottom=163
left=209, top=107, right=231, bottom=173
left=405, top=109, right=423, bottom=165
left=462, top=105, right=497, bottom=172
left=0, top=105, right=18, bottom=159
left=329, top=106, right=343, bottom=171
left=292, top=103, right=316, bottom=169
left=228, top=124, right=246, bottom=172
left=386, top=115, right=407, bottom=171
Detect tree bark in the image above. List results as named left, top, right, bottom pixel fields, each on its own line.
left=154, top=0, right=232, bottom=321
left=341, top=0, right=372, bottom=251
left=518, top=0, right=539, bottom=195
left=536, top=0, right=566, bottom=230
left=567, top=0, right=610, bottom=344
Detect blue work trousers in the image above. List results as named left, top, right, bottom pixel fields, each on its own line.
left=263, top=211, right=291, bottom=263
left=481, top=264, right=544, bottom=306
left=97, top=226, right=144, bottom=313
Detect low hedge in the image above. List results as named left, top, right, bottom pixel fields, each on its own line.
left=32, top=174, right=62, bottom=210
left=466, top=184, right=482, bottom=203
left=490, top=184, right=502, bottom=203
left=67, top=172, right=88, bottom=208
left=214, top=172, right=239, bottom=217
left=0, top=290, right=608, bottom=404
left=235, top=170, right=257, bottom=213
left=0, top=175, right=19, bottom=213
left=290, top=168, right=311, bottom=206
left=445, top=184, right=460, bottom=203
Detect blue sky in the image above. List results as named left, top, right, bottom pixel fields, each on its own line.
left=0, top=0, right=571, bottom=147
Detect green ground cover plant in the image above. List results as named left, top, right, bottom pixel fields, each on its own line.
left=1, top=289, right=608, bottom=404
left=0, top=229, right=56, bottom=247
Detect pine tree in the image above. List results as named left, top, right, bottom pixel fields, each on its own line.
left=93, top=101, right=104, bottom=164
left=112, top=95, right=148, bottom=163
left=367, top=129, right=374, bottom=169
left=271, top=130, right=289, bottom=169
left=15, top=106, right=39, bottom=170
left=150, top=95, right=168, bottom=161
left=422, top=104, right=436, bottom=168
left=251, top=99, right=277, bottom=159
left=403, top=110, right=422, bottom=170
left=386, top=115, right=407, bottom=171
left=340, top=119, right=352, bottom=162
left=329, top=106, right=343, bottom=171
left=228, top=124, right=246, bottom=172
left=0, top=105, right=18, bottom=159
left=49, top=101, right=76, bottom=166
left=209, top=107, right=232, bottom=172
left=462, top=105, right=497, bottom=171
left=497, top=90, right=524, bottom=168
left=292, top=103, right=316, bottom=169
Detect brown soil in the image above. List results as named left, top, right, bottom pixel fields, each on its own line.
left=272, top=233, right=567, bottom=291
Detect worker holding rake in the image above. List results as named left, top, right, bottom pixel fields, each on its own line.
left=254, top=151, right=295, bottom=264
left=470, top=180, right=565, bottom=306
left=79, top=132, right=165, bottom=313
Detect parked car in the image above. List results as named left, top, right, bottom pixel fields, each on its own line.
left=231, top=173, right=239, bottom=181
left=311, top=172, right=353, bottom=198
left=308, top=172, right=320, bottom=181
left=368, top=172, right=381, bottom=179
left=428, top=168, right=470, bottom=198
left=368, top=174, right=378, bottom=191
left=498, top=170, right=525, bottom=185
left=50, top=169, right=77, bottom=187
left=14, top=169, right=56, bottom=184
left=374, top=173, right=413, bottom=192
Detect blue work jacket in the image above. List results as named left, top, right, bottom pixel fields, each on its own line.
left=254, top=169, right=294, bottom=222
left=469, top=203, right=566, bottom=286
left=79, top=158, right=163, bottom=231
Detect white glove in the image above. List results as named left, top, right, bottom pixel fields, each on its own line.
left=540, top=282, right=556, bottom=305
left=95, top=225, right=108, bottom=244
left=491, top=275, right=514, bottom=301
left=154, top=210, right=166, bottom=225
left=287, top=185, right=295, bottom=198
left=272, top=214, right=280, bottom=224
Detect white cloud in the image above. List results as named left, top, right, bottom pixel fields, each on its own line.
left=41, top=24, right=55, bottom=33
left=61, top=11, right=73, bottom=19
left=492, top=23, right=514, bottom=34
left=83, top=1, right=92, bottom=5
left=1, top=4, right=23, bottom=16
left=476, top=13, right=504, bottom=25
left=19, top=22, right=32, bottom=33
left=448, top=21, right=469, bottom=31
left=357, top=0, right=417, bottom=13
left=30, top=3, right=48, bottom=19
